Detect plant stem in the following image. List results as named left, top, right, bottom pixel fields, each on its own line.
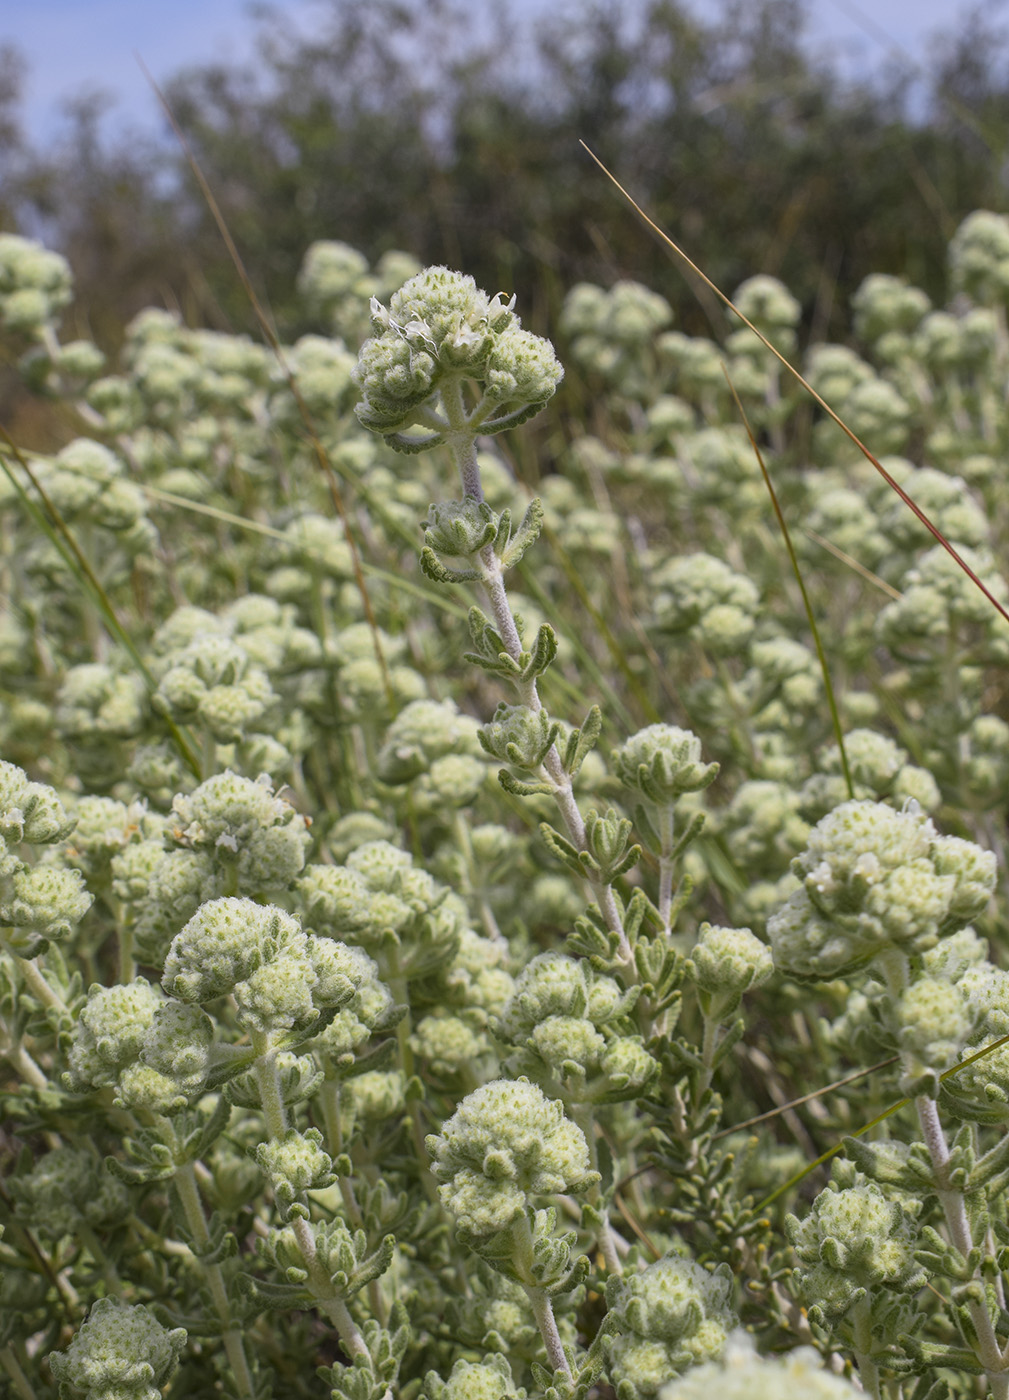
left=851, top=1295, right=881, bottom=1400
left=290, top=1214, right=370, bottom=1361
left=0, top=1346, right=35, bottom=1400
left=251, top=1031, right=288, bottom=1140
left=15, top=954, right=67, bottom=1013
left=525, top=1284, right=572, bottom=1379
left=173, top=1161, right=256, bottom=1399
left=657, top=805, right=675, bottom=934
left=915, top=1094, right=1009, bottom=1392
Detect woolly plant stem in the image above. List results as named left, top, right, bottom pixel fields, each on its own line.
left=173, top=1160, right=256, bottom=1398
left=572, top=1103, right=622, bottom=1276
left=915, top=1094, right=1009, bottom=1394
left=250, top=1036, right=371, bottom=1363
left=657, top=805, right=675, bottom=934
left=289, top=1215, right=371, bottom=1362
left=850, top=1295, right=881, bottom=1400
left=439, top=385, right=633, bottom=964
left=512, top=1213, right=572, bottom=1378
left=16, top=955, right=66, bottom=1013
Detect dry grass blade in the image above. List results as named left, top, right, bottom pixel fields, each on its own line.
left=581, top=141, right=1009, bottom=632
left=721, top=364, right=854, bottom=799
left=803, top=526, right=902, bottom=599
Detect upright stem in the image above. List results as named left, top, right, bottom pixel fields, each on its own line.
left=657, top=806, right=675, bottom=935
left=850, top=1295, right=881, bottom=1400
left=173, top=1159, right=256, bottom=1398
left=478, top=546, right=633, bottom=964
left=251, top=1031, right=288, bottom=1140
left=513, top=1215, right=572, bottom=1380
left=915, top=1094, right=1008, bottom=1392
left=289, top=1215, right=371, bottom=1361
left=14, top=954, right=67, bottom=1013
left=525, top=1284, right=572, bottom=1380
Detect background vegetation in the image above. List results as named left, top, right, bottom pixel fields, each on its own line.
left=3, top=0, right=1009, bottom=361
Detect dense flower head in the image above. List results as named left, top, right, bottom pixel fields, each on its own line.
left=768, top=800, right=996, bottom=979
left=377, top=698, right=483, bottom=784
left=170, top=770, right=310, bottom=886
left=0, top=232, right=73, bottom=335
left=48, top=1298, right=187, bottom=1400
left=11, top=1147, right=130, bottom=1240
left=0, top=760, right=76, bottom=846
left=421, top=1354, right=524, bottom=1400
left=1, top=858, right=93, bottom=956
left=65, top=979, right=164, bottom=1092
left=787, top=1180, right=925, bottom=1316
left=427, top=1078, right=596, bottom=1236
left=163, top=897, right=365, bottom=1032
left=688, top=924, right=774, bottom=999
left=606, top=1257, right=736, bottom=1399
left=300, top=840, right=467, bottom=980
left=949, top=209, right=1009, bottom=302
left=613, top=724, right=718, bottom=805
left=354, top=266, right=562, bottom=441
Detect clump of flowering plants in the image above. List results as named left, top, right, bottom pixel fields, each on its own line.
left=4, top=208, right=1009, bottom=1400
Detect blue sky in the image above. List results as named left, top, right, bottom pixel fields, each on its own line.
left=1, top=0, right=994, bottom=144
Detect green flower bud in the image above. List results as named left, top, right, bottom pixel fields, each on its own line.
left=347, top=1069, right=407, bottom=1123
left=11, top=1147, right=130, bottom=1240
left=768, top=801, right=994, bottom=980
left=116, top=1003, right=214, bottom=1112
left=48, top=1298, right=186, bottom=1400
left=65, top=979, right=163, bottom=1092
left=851, top=273, right=930, bottom=342
left=254, top=1127, right=335, bottom=1215
left=530, top=1016, right=607, bottom=1071
left=598, top=1037, right=660, bottom=1096
left=421, top=1354, right=523, bottom=1400
left=613, top=724, right=718, bottom=805
left=427, top=1079, right=597, bottom=1237
left=377, top=697, right=482, bottom=784
left=484, top=326, right=563, bottom=405
left=950, top=209, right=1009, bottom=303
left=421, top=498, right=501, bottom=577
left=56, top=664, right=148, bottom=742
left=688, top=924, right=773, bottom=1004
left=0, top=761, right=76, bottom=845
left=478, top=704, right=559, bottom=771
left=2, top=861, right=93, bottom=954
left=895, top=976, right=972, bottom=1078
left=606, top=1257, right=736, bottom=1399
left=787, top=1181, right=924, bottom=1317
left=498, top=952, right=630, bottom=1039
left=297, top=239, right=370, bottom=307
left=412, top=1012, right=490, bottom=1075
left=170, top=771, right=310, bottom=888
left=653, top=554, right=758, bottom=652
left=804, top=343, right=874, bottom=402
left=154, top=638, right=275, bottom=743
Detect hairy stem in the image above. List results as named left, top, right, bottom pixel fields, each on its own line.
left=173, top=1161, right=256, bottom=1398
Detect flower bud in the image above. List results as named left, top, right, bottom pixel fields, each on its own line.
left=48, top=1298, right=186, bottom=1400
